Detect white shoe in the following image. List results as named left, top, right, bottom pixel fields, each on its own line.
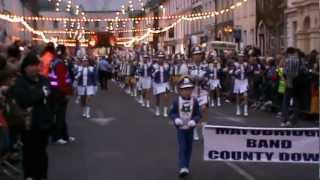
left=236, top=105, right=241, bottom=115
left=210, top=101, right=215, bottom=107
left=86, top=107, right=91, bottom=119
left=155, top=107, right=160, bottom=116
left=286, top=121, right=293, bottom=127
left=56, top=139, right=68, bottom=145
left=179, top=168, right=189, bottom=177
left=75, top=96, right=80, bottom=104
left=244, top=104, right=248, bottom=117
left=193, top=128, right=200, bottom=141
left=138, top=96, right=144, bottom=104
left=82, top=107, right=87, bottom=117
left=163, top=107, right=168, bottom=117
left=280, top=122, right=287, bottom=127
left=133, top=89, right=137, bottom=97
left=217, top=97, right=221, bottom=107
left=68, top=137, right=76, bottom=142
left=236, top=105, right=241, bottom=116
left=146, top=101, right=150, bottom=108
left=290, top=98, right=294, bottom=106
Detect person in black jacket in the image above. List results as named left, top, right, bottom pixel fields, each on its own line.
left=12, top=52, right=53, bottom=180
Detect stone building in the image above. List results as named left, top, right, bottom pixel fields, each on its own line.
left=0, top=0, right=37, bottom=42
left=285, top=0, right=320, bottom=53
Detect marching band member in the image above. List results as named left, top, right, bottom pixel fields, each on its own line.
left=170, top=53, right=183, bottom=93
left=75, top=56, right=97, bottom=119
left=189, top=46, right=209, bottom=141
left=152, top=51, right=170, bottom=117
left=124, top=54, right=137, bottom=96
left=206, top=53, right=223, bottom=107
left=73, top=58, right=82, bottom=104
left=180, top=54, right=190, bottom=76
left=137, top=54, right=153, bottom=107
left=136, top=55, right=144, bottom=104
left=169, top=76, right=201, bottom=177
left=233, top=53, right=250, bottom=116
left=119, top=55, right=127, bottom=89
left=97, top=55, right=110, bottom=90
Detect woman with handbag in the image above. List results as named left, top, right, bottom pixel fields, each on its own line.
left=12, top=53, right=53, bottom=180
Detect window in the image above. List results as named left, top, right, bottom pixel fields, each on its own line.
left=169, top=27, right=174, bottom=38
left=293, top=21, right=297, bottom=47
left=250, top=29, right=254, bottom=45
left=95, top=21, right=100, bottom=28
left=243, top=30, right=247, bottom=46
left=53, top=20, right=59, bottom=29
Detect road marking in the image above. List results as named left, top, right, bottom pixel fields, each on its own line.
left=90, top=117, right=116, bottom=126
left=90, top=109, right=116, bottom=126
left=225, top=162, right=256, bottom=180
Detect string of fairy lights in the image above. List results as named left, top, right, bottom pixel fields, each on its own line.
left=47, top=0, right=88, bottom=41
left=0, top=0, right=247, bottom=47
left=19, top=28, right=96, bottom=35
left=118, top=0, right=248, bottom=47
left=4, top=5, right=241, bottom=23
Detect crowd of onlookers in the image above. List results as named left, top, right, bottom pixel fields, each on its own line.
left=221, top=46, right=319, bottom=121
left=0, top=40, right=76, bottom=180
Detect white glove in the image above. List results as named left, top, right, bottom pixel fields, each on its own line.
left=188, top=120, right=196, bottom=127
left=42, top=86, right=49, bottom=96
left=174, top=118, right=183, bottom=126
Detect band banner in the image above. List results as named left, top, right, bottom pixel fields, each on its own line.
left=203, top=125, right=319, bottom=163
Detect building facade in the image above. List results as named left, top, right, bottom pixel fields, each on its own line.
left=215, top=0, right=234, bottom=42
left=285, top=0, right=320, bottom=53
left=159, top=0, right=192, bottom=54
left=203, top=0, right=216, bottom=42
left=0, top=0, right=36, bottom=43
left=233, top=0, right=256, bottom=49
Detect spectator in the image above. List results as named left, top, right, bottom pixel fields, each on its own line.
left=98, top=55, right=111, bottom=90
left=0, top=55, right=10, bottom=157
left=6, top=43, right=22, bottom=75
left=275, top=58, right=286, bottom=118
left=49, top=45, right=75, bottom=144
left=309, top=54, right=319, bottom=114
left=281, top=47, right=300, bottom=127
left=40, top=42, right=56, bottom=77
left=263, top=57, right=277, bottom=105
left=11, top=52, right=53, bottom=180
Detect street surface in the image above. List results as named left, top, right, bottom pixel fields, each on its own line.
left=46, top=82, right=318, bottom=180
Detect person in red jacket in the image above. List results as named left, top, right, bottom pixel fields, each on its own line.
left=40, top=42, right=55, bottom=77
left=48, top=45, right=75, bottom=144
